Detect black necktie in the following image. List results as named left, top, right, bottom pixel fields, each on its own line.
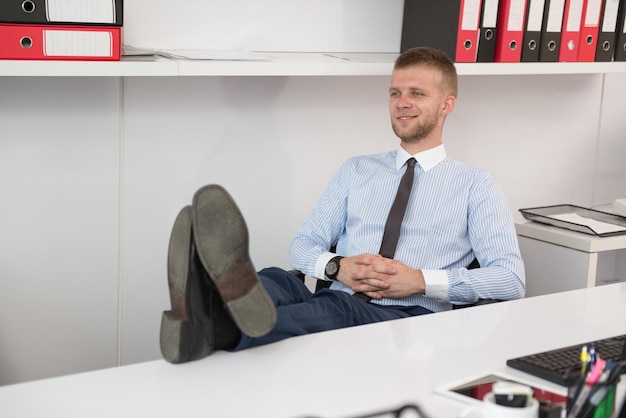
left=379, top=158, right=416, bottom=259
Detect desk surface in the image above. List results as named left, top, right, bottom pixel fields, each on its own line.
left=1, top=283, right=625, bottom=418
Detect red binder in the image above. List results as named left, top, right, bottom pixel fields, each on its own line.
left=495, top=0, right=529, bottom=62
left=578, top=0, right=605, bottom=61
left=0, top=24, right=121, bottom=61
left=456, top=0, right=484, bottom=62
left=559, top=0, right=586, bottom=61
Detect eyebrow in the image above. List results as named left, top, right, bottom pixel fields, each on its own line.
left=389, top=87, right=427, bottom=94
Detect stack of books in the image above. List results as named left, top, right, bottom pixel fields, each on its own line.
left=401, top=0, right=626, bottom=63
left=0, top=0, right=123, bottom=61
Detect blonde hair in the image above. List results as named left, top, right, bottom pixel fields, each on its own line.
left=394, top=47, right=458, bottom=98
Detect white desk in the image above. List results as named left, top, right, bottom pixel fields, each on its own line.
left=1, top=283, right=625, bottom=418
left=516, top=221, right=626, bottom=297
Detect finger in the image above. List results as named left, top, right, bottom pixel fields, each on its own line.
left=364, top=290, right=383, bottom=300
left=352, top=277, right=390, bottom=292
left=352, top=268, right=393, bottom=282
left=354, top=253, right=378, bottom=265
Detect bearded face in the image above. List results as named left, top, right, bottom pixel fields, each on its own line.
left=388, top=66, right=450, bottom=148
left=390, top=106, right=439, bottom=144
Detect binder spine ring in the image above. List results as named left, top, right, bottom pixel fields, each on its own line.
left=585, top=35, right=593, bottom=45
left=20, top=37, right=33, bottom=49
left=484, top=29, right=494, bottom=41
left=602, top=41, right=611, bottom=51
left=509, top=40, right=518, bottom=50
left=528, top=40, right=537, bottom=51
left=464, top=40, right=473, bottom=50
left=548, top=40, right=557, bottom=51
left=22, top=1, right=35, bottom=14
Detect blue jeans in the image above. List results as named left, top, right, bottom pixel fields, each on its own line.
left=233, top=267, right=433, bottom=350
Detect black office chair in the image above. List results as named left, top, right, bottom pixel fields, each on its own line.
left=290, top=257, right=502, bottom=309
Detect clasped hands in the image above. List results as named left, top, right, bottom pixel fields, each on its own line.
left=337, top=254, right=426, bottom=300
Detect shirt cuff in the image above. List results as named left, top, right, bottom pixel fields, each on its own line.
left=422, top=269, right=449, bottom=301
left=315, top=252, right=337, bottom=280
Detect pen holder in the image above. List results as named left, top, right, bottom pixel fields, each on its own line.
left=566, top=377, right=620, bottom=418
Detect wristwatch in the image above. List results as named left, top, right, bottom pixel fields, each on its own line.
left=324, top=256, right=344, bottom=280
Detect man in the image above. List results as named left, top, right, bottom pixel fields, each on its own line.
left=160, top=47, right=525, bottom=364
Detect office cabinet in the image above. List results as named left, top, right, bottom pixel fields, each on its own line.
left=517, top=221, right=626, bottom=297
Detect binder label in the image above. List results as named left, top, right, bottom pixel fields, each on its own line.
left=602, top=0, right=620, bottom=32
left=547, top=0, right=566, bottom=32
left=46, top=0, right=116, bottom=24
left=482, top=0, right=499, bottom=27
left=461, top=0, right=482, bottom=31
left=508, top=0, right=527, bottom=31
left=527, top=0, right=547, bottom=31
left=584, top=0, right=603, bottom=26
left=43, top=30, right=113, bottom=57
left=566, top=0, right=584, bottom=32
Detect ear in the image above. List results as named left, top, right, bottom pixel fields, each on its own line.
left=440, top=95, right=456, bottom=116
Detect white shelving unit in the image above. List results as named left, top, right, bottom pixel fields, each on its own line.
left=3, top=54, right=626, bottom=77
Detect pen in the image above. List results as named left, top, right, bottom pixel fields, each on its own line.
left=577, top=362, right=620, bottom=418
left=580, top=386, right=608, bottom=418
left=567, top=358, right=606, bottom=418
left=581, top=345, right=589, bottom=374
left=588, top=346, right=597, bottom=367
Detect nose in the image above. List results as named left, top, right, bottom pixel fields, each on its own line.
left=395, top=92, right=411, bottom=109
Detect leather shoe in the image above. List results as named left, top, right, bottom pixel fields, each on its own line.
left=192, top=184, right=277, bottom=338
left=160, top=206, right=240, bottom=364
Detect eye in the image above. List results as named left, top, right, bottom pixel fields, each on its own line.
left=389, top=90, right=400, bottom=98
left=411, top=91, right=423, bottom=98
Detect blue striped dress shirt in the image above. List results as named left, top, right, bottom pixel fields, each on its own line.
left=289, top=144, right=525, bottom=312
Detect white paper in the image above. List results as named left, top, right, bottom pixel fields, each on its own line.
left=549, top=212, right=626, bottom=234
left=146, top=49, right=271, bottom=61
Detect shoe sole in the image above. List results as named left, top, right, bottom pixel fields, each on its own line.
left=160, top=206, right=209, bottom=363
left=192, top=185, right=277, bottom=338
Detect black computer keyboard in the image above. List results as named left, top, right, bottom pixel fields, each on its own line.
left=506, top=334, right=626, bottom=386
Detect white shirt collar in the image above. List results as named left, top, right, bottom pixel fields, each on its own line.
left=395, top=144, right=447, bottom=172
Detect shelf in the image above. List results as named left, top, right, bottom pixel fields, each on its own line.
left=3, top=52, right=626, bottom=77
left=0, top=57, right=179, bottom=77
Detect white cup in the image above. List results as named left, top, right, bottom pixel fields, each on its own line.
left=482, top=392, right=539, bottom=418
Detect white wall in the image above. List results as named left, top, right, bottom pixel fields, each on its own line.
left=0, top=78, right=121, bottom=384
left=123, top=0, right=404, bottom=52
left=1, top=0, right=626, bottom=385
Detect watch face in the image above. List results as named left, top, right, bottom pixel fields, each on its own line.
left=325, top=256, right=343, bottom=280
left=326, top=261, right=338, bottom=276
